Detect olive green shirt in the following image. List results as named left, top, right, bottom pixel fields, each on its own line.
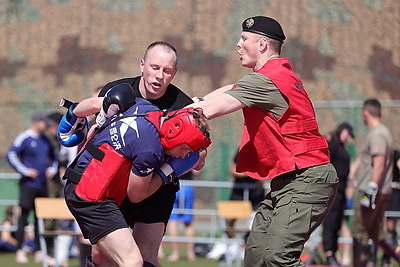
left=225, top=72, right=288, bottom=119
left=356, top=123, right=394, bottom=194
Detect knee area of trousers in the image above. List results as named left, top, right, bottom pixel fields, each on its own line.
left=263, top=250, right=283, bottom=266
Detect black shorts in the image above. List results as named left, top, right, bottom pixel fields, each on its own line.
left=19, top=183, right=47, bottom=210
left=120, top=182, right=179, bottom=227
left=386, top=188, right=400, bottom=215
left=230, top=183, right=265, bottom=210
left=64, top=181, right=128, bottom=244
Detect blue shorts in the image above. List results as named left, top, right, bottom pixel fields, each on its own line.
left=169, top=185, right=195, bottom=223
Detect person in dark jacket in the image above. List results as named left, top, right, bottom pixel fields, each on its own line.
left=322, top=122, right=354, bottom=266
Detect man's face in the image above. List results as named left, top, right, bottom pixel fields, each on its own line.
left=139, top=46, right=177, bottom=99
left=34, top=120, right=49, bottom=134
left=165, top=143, right=192, bottom=158
left=362, top=109, right=369, bottom=125
left=237, top=31, right=262, bottom=69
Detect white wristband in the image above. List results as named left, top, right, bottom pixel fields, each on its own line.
left=96, top=109, right=107, bottom=127
left=159, top=162, right=174, bottom=177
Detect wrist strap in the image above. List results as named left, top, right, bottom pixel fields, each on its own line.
left=156, top=163, right=174, bottom=184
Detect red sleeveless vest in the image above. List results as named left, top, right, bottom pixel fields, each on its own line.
left=75, top=143, right=133, bottom=206
left=236, top=58, right=330, bottom=180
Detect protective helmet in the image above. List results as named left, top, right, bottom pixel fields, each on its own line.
left=160, top=108, right=211, bottom=152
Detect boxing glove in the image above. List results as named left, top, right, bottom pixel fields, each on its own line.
left=96, top=83, right=136, bottom=127
left=156, top=152, right=200, bottom=184
left=57, top=103, right=88, bottom=147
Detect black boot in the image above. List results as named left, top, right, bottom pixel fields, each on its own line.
left=378, top=239, right=400, bottom=263
left=85, top=256, right=96, bottom=267
left=367, top=242, right=377, bottom=265
left=382, top=230, right=398, bottom=266
left=353, top=238, right=370, bottom=267
left=325, top=255, right=341, bottom=266
left=80, top=243, right=92, bottom=267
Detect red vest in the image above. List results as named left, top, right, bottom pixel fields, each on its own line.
left=236, top=58, right=330, bottom=180
left=75, top=143, right=133, bottom=206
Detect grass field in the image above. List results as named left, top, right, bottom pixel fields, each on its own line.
left=0, top=250, right=221, bottom=267
left=3, top=247, right=400, bottom=266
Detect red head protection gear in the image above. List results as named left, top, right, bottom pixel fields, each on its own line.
left=160, top=108, right=211, bottom=152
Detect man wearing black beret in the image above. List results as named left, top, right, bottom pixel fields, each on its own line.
left=189, top=16, right=338, bottom=266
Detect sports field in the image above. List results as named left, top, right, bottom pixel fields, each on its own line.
left=0, top=250, right=220, bottom=267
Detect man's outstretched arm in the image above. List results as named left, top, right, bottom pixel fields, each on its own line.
left=188, top=84, right=245, bottom=119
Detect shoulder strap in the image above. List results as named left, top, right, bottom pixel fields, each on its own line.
left=143, top=110, right=164, bottom=131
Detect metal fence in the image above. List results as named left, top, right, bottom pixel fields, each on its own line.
left=2, top=173, right=400, bottom=246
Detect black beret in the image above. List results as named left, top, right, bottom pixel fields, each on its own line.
left=242, top=16, right=286, bottom=42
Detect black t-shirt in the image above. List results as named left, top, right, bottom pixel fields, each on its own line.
left=99, top=76, right=193, bottom=111
left=99, top=76, right=194, bottom=225
left=328, top=137, right=350, bottom=194
left=393, top=150, right=400, bottom=182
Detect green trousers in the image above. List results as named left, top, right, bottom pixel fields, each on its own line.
left=244, top=163, right=338, bottom=267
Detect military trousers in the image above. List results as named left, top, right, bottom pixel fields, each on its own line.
left=244, top=163, right=338, bottom=267
left=351, top=190, right=390, bottom=244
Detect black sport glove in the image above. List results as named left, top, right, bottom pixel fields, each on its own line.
left=96, top=83, right=136, bottom=127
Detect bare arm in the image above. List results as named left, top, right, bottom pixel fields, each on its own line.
left=397, top=158, right=400, bottom=171
left=230, top=162, right=248, bottom=179
left=200, top=84, right=234, bottom=100
left=73, top=96, right=103, bottom=117
left=348, top=157, right=360, bottom=186
left=127, top=150, right=206, bottom=202
left=126, top=171, right=163, bottom=203
left=188, top=84, right=245, bottom=119
left=1, top=221, right=18, bottom=246
left=370, top=154, right=386, bottom=185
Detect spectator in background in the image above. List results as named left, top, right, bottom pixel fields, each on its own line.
left=47, top=112, right=65, bottom=198
left=0, top=206, right=18, bottom=252
left=48, top=111, right=79, bottom=267
left=162, top=171, right=197, bottom=262
left=322, top=122, right=354, bottom=266
left=47, top=111, right=79, bottom=194
left=206, top=149, right=265, bottom=261
left=351, top=98, right=399, bottom=266
left=381, top=149, right=400, bottom=267
left=7, top=111, right=58, bottom=264
left=227, top=149, right=264, bottom=238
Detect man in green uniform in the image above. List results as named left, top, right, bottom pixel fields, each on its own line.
left=189, top=16, right=338, bottom=266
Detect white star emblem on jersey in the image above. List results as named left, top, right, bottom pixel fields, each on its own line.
left=119, top=107, right=140, bottom=146
left=140, top=167, right=154, bottom=175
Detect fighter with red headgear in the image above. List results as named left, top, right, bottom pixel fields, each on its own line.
left=61, top=84, right=211, bottom=267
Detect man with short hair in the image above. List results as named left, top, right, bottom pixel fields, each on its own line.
left=351, top=98, right=399, bottom=266
left=60, top=83, right=211, bottom=266
left=189, top=16, right=338, bottom=266
left=66, top=41, right=201, bottom=267
left=7, top=112, right=58, bottom=264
